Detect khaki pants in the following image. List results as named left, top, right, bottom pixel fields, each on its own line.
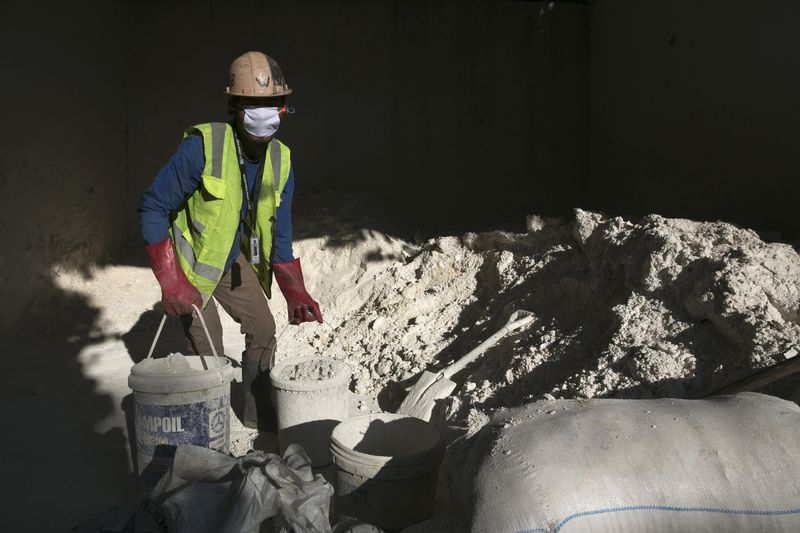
left=181, top=253, right=276, bottom=369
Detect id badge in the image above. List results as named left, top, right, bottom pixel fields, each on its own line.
left=249, top=236, right=261, bottom=265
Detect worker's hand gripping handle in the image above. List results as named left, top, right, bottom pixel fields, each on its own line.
left=273, top=258, right=323, bottom=325
left=145, top=237, right=203, bottom=315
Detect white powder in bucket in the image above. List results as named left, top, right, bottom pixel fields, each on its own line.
left=134, top=353, right=192, bottom=373
left=279, top=358, right=341, bottom=382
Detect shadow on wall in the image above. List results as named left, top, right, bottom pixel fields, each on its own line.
left=290, top=188, right=530, bottom=265
left=0, top=290, right=141, bottom=532
left=125, top=1, right=589, bottom=249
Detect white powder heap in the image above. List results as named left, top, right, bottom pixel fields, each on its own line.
left=279, top=358, right=340, bottom=382
left=281, top=208, right=800, bottom=414
left=51, top=202, right=800, bottom=462
left=133, top=352, right=192, bottom=374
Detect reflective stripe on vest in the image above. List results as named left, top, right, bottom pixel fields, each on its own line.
left=171, top=220, right=223, bottom=282
left=269, top=140, right=282, bottom=206
left=170, top=122, right=291, bottom=305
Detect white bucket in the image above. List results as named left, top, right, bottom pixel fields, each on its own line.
left=270, top=356, right=351, bottom=467
left=128, top=308, right=233, bottom=485
left=330, top=413, right=445, bottom=530
left=129, top=354, right=234, bottom=484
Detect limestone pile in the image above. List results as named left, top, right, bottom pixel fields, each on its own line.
left=281, top=209, right=800, bottom=413
left=55, top=204, right=799, bottom=416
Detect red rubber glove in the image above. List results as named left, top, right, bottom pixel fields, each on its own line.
left=273, top=258, right=323, bottom=325
left=145, top=237, right=202, bottom=315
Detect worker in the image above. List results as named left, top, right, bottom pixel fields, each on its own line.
left=138, top=51, right=322, bottom=431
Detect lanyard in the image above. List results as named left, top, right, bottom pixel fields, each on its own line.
left=232, top=130, right=266, bottom=229
left=232, top=129, right=267, bottom=264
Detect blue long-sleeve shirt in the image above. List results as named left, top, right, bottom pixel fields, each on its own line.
left=139, top=132, right=294, bottom=273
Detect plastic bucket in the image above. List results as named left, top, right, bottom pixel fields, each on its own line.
left=128, top=308, right=233, bottom=485
left=129, top=354, right=234, bottom=485
left=270, top=356, right=351, bottom=467
left=330, top=413, right=445, bottom=530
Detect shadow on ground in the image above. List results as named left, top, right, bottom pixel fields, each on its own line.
left=121, top=304, right=188, bottom=364
left=0, top=288, right=141, bottom=531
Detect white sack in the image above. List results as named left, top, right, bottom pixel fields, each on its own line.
left=455, top=393, right=800, bottom=533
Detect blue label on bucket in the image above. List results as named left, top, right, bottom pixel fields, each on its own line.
left=135, top=395, right=229, bottom=484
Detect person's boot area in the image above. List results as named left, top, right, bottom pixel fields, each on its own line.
left=242, top=341, right=277, bottom=431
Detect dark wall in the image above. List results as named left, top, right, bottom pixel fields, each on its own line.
left=0, top=1, right=126, bottom=333
left=588, top=0, right=800, bottom=238
left=4, top=0, right=799, bottom=334
left=126, top=0, right=589, bottom=236
left=2, top=0, right=589, bottom=335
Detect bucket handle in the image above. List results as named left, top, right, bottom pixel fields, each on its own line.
left=146, top=304, right=219, bottom=368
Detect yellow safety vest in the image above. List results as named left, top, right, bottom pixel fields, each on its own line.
left=169, top=122, right=291, bottom=305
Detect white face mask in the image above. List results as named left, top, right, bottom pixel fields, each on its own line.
left=242, top=106, right=281, bottom=138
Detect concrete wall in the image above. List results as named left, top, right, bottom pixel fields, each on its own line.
left=0, top=1, right=127, bottom=334
left=588, top=0, right=800, bottom=237
left=5, top=0, right=799, bottom=336
left=1, top=0, right=588, bottom=336
left=126, top=0, right=589, bottom=236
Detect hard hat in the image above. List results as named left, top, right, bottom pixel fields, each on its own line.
left=225, top=51, right=292, bottom=97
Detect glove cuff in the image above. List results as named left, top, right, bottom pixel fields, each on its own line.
left=273, top=257, right=306, bottom=294
left=146, top=238, right=178, bottom=280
